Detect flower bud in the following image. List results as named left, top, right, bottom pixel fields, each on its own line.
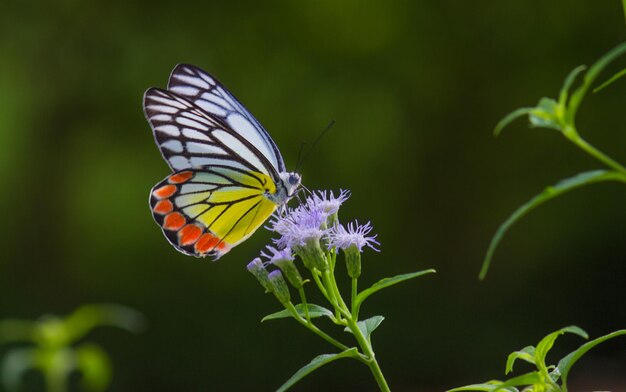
left=295, top=238, right=328, bottom=272
left=273, top=258, right=304, bottom=289
left=268, top=270, right=291, bottom=304
left=343, top=244, right=361, bottom=279
left=247, top=258, right=272, bottom=292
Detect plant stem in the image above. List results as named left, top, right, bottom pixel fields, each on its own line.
left=298, top=287, right=311, bottom=322
left=351, top=278, right=358, bottom=316
left=284, top=302, right=352, bottom=354
left=323, top=270, right=391, bottom=391
left=345, top=315, right=390, bottom=391
left=567, top=130, right=626, bottom=173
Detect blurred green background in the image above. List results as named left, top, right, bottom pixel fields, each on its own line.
left=1, top=0, right=625, bottom=390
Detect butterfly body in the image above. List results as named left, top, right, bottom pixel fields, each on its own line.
left=144, top=65, right=301, bottom=259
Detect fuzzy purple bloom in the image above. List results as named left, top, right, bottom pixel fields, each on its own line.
left=268, top=204, right=328, bottom=249
left=260, top=246, right=295, bottom=265
left=326, top=221, right=380, bottom=252
left=306, top=189, right=350, bottom=216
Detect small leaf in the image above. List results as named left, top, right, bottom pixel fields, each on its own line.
left=276, top=348, right=359, bottom=392
left=593, top=67, right=626, bottom=93
left=447, top=381, right=517, bottom=392
left=64, top=304, right=146, bottom=343
left=262, top=304, right=333, bottom=322
left=556, top=329, right=626, bottom=387
left=494, top=107, right=535, bottom=136
left=344, top=316, right=384, bottom=340
left=535, top=326, right=587, bottom=365
left=559, top=65, right=587, bottom=104
left=479, top=170, right=626, bottom=279
left=505, top=346, right=535, bottom=374
left=528, top=98, right=561, bottom=130
left=75, top=343, right=112, bottom=392
left=496, top=371, right=543, bottom=389
left=355, top=269, right=436, bottom=309
left=568, top=42, right=626, bottom=121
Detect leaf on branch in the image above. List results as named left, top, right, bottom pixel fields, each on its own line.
left=494, top=107, right=535, bottom=136
left=567, top=42, right=626, bottom=121
left=276, top=348, right=359, bottom=392
left=355, top=269, right=436, bottom=309
left=480, top=170, right=626, bottom=279
left=505, top=346, right=535, bottom=374
left=534, top=326, right=587, bottom=366
left=261, top=304, right=334, bottom=322
left=556, top=329, right=626, bottom=386
left=593, top=67, right=626, bottom=93
left=344, top=316, right=384, bottom=340
left=447, top=382, right=518, bottom=392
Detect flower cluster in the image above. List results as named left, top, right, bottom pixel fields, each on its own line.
left=248, top=189, right=380, bottom=298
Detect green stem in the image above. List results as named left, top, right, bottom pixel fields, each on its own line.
left=322, top=270, right=390, bottom=391
left=345, top=314, right=390, bottom=391
left=566, top=130, right=626, bottom=173
left=311, top=270, right=329, bottom=299
left=284, top=302, right=353, bottom=354
left=298, top=287, right=311, bottom=322
left=351, top=278, right=358, bottom=317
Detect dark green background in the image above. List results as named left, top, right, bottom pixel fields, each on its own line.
left=1, top=0, right=625, bottom=390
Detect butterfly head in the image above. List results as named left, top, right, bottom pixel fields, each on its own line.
left=274, top=172, right=302, bottom=201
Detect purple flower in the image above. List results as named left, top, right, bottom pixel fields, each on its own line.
left=326, top=221, right=380, bottom=252
left=260, top=246, right=295, bottom=265
left=268, top=204, right=328, bottom=248
left=306, top=189, right=350, bottom=215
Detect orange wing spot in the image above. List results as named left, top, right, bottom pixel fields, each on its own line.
left=163, top=212, right=186, bottom=231
left=195, top=233, right=220, bottom=254
left=216, top=241, right=228, bottom=251
left=178, top=224, right=202, bottom=246
left=153, top=199, right=173, bottom=215
left=169, top=171, right=193, bottom=184
left=153, top=184, right=177, bottom=199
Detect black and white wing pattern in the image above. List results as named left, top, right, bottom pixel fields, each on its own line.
left=143, top=88, right=280, bottom=181
left=165, top=64, right=286, bottom=174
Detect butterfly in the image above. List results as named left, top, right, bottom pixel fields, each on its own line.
left=144, top=64, right=301, bottom=259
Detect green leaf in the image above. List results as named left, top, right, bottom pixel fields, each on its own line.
left=593, top=67, right=626, bottom=93
left=505, top=346, right=535, bottom=374
left=556, top=329, right=626, bottom=387
left=344, top=316, right=384, bottom=340
left=276, top=348, right=359, bottom=392
left=567, top=42, right=626, bottom=122
left=559, top=65, right=587, bottom=105
left=447, top=381, right=517, bottom=392
left=354, top=269, right=436, bottom=309
left=494, top=371, right=543, bottom=389
left=534, top=326, right=587, bottom=366
left=67, top=304, right=145, bottom=336
left=479, top=170, right=626, bottom=279
left=75, top=343, right=112, bottom=392
left=494, top=107, right=535, bottom=136
left=261, top=304, right=333, bottom=322
left=528, top=98, right=561, bottom=130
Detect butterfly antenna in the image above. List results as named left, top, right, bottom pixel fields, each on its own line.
left=294, top=140, right=308, bottom=172
left=300, top=119, right=335, bottom=168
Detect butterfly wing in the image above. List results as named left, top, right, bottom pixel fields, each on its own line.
left=144, top=88, right=280, bottom=181
left=166, top=64, right=286, bottom=173
left=150, top=168, right=278, bottom=259
left=144, top=65, right=291, bottom=258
